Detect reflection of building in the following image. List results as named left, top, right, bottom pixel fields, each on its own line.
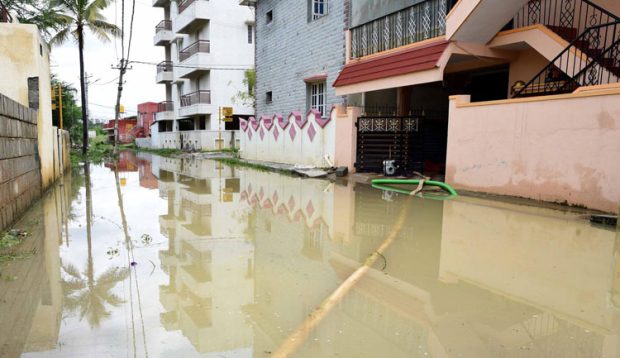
left=104, top=150, right=139, bottom=172
left=144, top=154, right=620, bottom=357
left=156, top=158, right=253, bottom=354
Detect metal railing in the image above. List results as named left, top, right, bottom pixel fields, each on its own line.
left=514, top=20, right=620, bottom=97
left=513, top=0, right=619, bottom=41
left=157, top=61, right=173, bottom=73
left=155, top=20, right=172, bottom=33
left=178, top=0, right=204, bottom=14
left=180, top=90, right=211, bottom=107
left=350, top=0, right=449, bottom=59
left=0, top=0, right=11, bottom=23
left=157, top=101, right=174, bottom=112
left=179, top=40, right=210, bottom=62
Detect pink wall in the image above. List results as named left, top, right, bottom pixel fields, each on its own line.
left=446, top=90, right=620, bottom=213
left=137, top=102, right=158, bottom=137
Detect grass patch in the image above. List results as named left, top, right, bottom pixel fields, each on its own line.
left=214, top=157, right=294, bottom=176
left=0, top=230, right=29, bottom=250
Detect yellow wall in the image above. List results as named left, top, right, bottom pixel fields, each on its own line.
left=0, top=23, right=55, bottom=189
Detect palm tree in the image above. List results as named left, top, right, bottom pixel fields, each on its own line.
left=49, top=0, right=120, bottom=155
left=61, top=163, right=129, bottom=327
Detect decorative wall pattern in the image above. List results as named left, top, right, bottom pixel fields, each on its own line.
left=240, top=108, right=336, bottom=167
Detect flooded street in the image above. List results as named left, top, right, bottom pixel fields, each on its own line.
left=1, top=151, right=619, bottom=358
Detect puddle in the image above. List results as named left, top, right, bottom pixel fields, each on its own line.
left=1, top=150, right=619, bottom=357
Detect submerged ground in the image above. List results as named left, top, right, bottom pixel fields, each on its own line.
left=1, top=150, right=619, bottom=358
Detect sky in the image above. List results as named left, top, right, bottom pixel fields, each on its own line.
left=51, top=0, right=165, bottom=122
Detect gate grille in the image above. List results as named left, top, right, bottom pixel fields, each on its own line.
left=355, top=115, right=424, bottom=173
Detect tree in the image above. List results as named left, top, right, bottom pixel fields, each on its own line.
left=51, top=76, right=83, bottom=144
left=49, top=0, right=120, bottom=155
left=3, top=0, right=69, bottom=40
left=232, top=69, right=256, bottom=111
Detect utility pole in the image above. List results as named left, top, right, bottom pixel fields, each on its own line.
left=112, top=59, right=131, bottom=154
left=58, top=83, right=63, bottom=129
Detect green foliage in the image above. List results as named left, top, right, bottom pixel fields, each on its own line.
left=0, top=230, right=28, bottom=250
left=232, top=69, right=256, bottom=110
left=3, top=0, right=71, bottom=41
left=51, top=75, right=83, bottom=144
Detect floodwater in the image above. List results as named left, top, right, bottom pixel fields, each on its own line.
left=1, top=151, right=619, bottom=358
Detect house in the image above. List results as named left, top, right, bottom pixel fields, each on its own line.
left=150, top=0, right=255, bottom=151
left=0, top=8, right=70, bottom=231
left=136, top=101, right=158, bottom=137
left=102, top=117, right=137, bottom=144
left=242, top=0, right=620, bottom=213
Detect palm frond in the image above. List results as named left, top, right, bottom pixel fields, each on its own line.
left=61, top=262, right=83, bottom=280
left=48, top=25, right=77, bottom=47
left=86, top=19, right=121, bottom=42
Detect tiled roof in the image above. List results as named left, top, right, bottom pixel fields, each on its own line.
left=334, top=40, right=449, bottom=87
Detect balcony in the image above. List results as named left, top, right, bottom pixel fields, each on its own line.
left=179, top=90, right=214, bottom=117
left=156, top=61, right=174, bottom=83
left=174, top=0, right=211, bottom=34
left=350, top=0, right=450, bottom=59
left=177, top=40, right=211, bottom=78
left=156, top=101, right=175, bottom=121
left=154, top=20, right=174, bottom=45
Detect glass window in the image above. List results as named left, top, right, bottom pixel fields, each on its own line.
left=310, top=82, right=326, bottom=117
left=247, top=25, right=253, bottom=44
left=312, top=0, right=327, bottom=20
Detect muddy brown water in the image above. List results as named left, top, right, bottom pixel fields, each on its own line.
left=1, top=151, right=619, bottom=358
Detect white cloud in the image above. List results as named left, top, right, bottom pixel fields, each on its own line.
left=51, top=0, right=165, bottom=122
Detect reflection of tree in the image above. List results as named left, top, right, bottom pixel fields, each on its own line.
left=61, top=162, right=129, bottom=328
left=61, top=263, right=128, bottom=328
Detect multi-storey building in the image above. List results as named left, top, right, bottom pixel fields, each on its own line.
left=151, top=0, right=255, bottom=150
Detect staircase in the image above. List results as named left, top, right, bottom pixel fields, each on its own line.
left=512, top=0, right=620, bottom=97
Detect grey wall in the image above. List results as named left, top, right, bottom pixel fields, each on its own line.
left=0, top=93, right=42, bottom=231
left=256, top=0, right=349, bottom=117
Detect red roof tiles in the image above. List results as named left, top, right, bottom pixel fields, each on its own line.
left=334, top=40, right=449, bottom=87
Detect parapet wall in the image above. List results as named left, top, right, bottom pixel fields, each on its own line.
left=0, top=93, right=42, bottom=230
left=446, top=88, right=620, bottom=213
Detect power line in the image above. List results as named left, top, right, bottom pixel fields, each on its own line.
left=125, top=0, right=137, bottom=63
left=129, top=60, right=254, bottom=71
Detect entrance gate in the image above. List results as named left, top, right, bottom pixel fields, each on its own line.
left=355, top=115, right=424, bottom=174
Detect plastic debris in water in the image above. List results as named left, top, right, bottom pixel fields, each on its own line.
left=130, top=261, right=138, bottom=266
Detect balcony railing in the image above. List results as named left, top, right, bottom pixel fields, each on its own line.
left=350, top=0, right=448, bottom=59
left=178, top=0, right=203, bottom=14
left=157, top=61, right=173, bottom=73
left=180, top=90, right=211, bottom=107
left=179, top=40, right=211, bottom=62
left=1, top=0, right=12, bottom=23
left=155, top=20, right=172, bottom=33
left=157, top=101, right=174, bottom=112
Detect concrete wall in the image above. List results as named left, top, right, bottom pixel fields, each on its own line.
left=446, top=88, right=620, bottom=213
left=0, top=93, right=42, bottom=231
left=0, top=23, right=55, bottom=189
left=240, top=108, right=338, bottom=168
left=255, top=0, right=348, bottom=117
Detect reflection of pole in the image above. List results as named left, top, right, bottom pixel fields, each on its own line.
left=84, top=162, right=95, bottom=299
left=272, top=199, right=412, bottom=358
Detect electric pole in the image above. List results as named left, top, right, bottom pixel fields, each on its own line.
left=112, top=59, right=131, bottom=154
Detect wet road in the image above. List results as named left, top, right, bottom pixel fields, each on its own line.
left=1, top=151, right=619, bottom=357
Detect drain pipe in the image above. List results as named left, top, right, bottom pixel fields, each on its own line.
left=272, top=199, right=412, bottom=358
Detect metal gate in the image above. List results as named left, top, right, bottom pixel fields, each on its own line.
left=355, top=115, right=424, bottom=173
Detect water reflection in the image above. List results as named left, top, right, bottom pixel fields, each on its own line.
left=1, top=151, right=619, bottom=357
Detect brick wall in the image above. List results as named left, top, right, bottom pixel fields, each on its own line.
left=0, top=93, right=42, bottom=231
left=256, top=0, right=349, bottom=117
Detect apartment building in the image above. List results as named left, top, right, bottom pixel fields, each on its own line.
left=151, top=0, right=255, bottom=150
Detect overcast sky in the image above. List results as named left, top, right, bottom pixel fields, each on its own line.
left=51, top=0, right=164, bottom=121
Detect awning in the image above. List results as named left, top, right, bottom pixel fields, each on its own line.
left=333, top=40, right=449, bottom=89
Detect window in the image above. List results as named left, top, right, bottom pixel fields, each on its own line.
left=266, top=91, right=273, bottom=103
left=247, top=25, right=253, bottom=44
left=310, top=82, right=326, bottom=116
left=311, top=0, right=327, bottom=20
left=266, top=10, right=273, bottom=24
